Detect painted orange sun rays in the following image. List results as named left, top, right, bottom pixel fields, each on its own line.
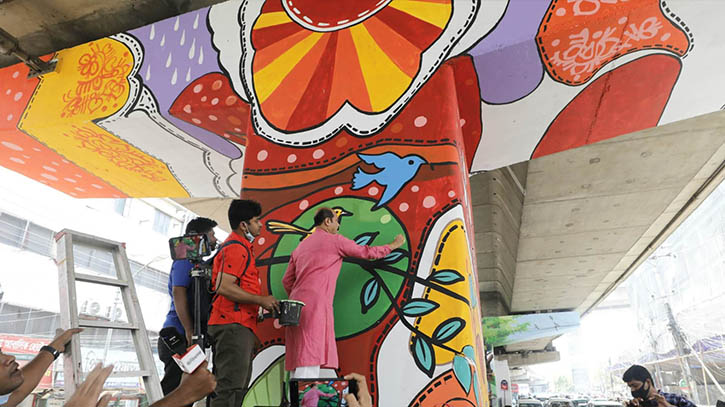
left=250, top=0, right=452, bottom=132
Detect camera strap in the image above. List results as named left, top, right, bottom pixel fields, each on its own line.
left=210, top=240, right=251, bottom=312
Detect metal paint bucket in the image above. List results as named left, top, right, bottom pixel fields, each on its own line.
left=276, top=299, right=305, bottom=326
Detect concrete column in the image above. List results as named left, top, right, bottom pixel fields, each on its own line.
left=472, top=162, right=528, bottom=316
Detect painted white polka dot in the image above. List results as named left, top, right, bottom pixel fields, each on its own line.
left=312, top=149, right=324, bottom=159
left=334, top=186, right=343, bottom=195
left=208, top=115, right=218, bottom=121
left=556, top=7, right=566, bottom=16
left=368, top=186, right=379, bottom=196
left=183, top=104, right=192, bottom=114
left=22, top=155, right=29, bottom=159
left=201, top=96, right=208, bottom=102
left=257, top=237, right=266, bottom=246
left=70, top=192, right=77, bottom=196
left=42, top=165, right=57, bottom=172
left=380, top=214, right=391, bottom=224
left=32, top=147, right=41, bottom=152
left=192, top=118, right=202, bottom=124
left=5, top=89, right=10, bottom=95
left=112, top=194, right=121, bottom=198
left=74, top=174, right=82, bottom=178
left=448, top=190, right=456, bottom=198
left=193, top=84, right=203, bottom=93
left=62, top=159, right=69, bottom=164
left=41, top=173, right=58, bottom=181
left=287, top=154, right=297, bottom=163
left=6, top=114, right=13, bottom=121
left=459, top=119, right=466, bottom=127
left=411, top=185, right=419, bottom=192
left=91, top=184, right=103, bottom=189
left=423, top=196, right=436, bottom=208
left=1, top=141, right=23, bottom=151
left=51, top=161, right=59, bottom=166
left=257, top=150, right=268, bottom=161
left=12, top=71, right=19, bottom=79
left=414, top=116, right=427, bottom=127
left=661, top=33, right=671, bottom=41
left=552, top=39, right=561, bottom=47
left=9, top=157, right=25, bottom=164
left=299, top=200, right=309, bottom=210
left=13, top=92, right=23, bottom=102
left=618, top=16, right=628, bottom=24
left=211, top=97, right=219, bottom=106
left=399, top=202, right=409, bottom=212
left=64, top=178, right=77, bottom=183
left=74, top=187, right=86, bottom=192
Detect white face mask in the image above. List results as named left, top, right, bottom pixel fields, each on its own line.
left=241, top=222, right=255, bottom=243
left=0, top=392, right=11, bottom=405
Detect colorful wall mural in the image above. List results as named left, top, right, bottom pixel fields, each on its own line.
left=1, top=0, right=725, bottom=406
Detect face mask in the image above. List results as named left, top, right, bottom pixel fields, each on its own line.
left=0, top=393, right=11, bottom=405
left=241, top=222, right=255, bottom=243
left=632, top=382, right=650, bottom=399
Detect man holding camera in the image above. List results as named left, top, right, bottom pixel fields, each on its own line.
left=0, top=328, right=82, bottom=406
left=623, top=365, right=696, bottom=407
left=158, top=217, right=218, bottom=396
left=208, top=199, right=279, bottom=407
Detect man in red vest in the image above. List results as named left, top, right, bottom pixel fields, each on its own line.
left=208, top=199, right=279, bottom=407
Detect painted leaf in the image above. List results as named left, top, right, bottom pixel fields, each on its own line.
left=433, top=317, right=466, bottom=343
left=382, top=249, right=407, bottom=264
left=462, top=345, right=481, bottom=402
left=411, top=335, right=436, bottom=378
left=401, top=299, right=440, bottom=317
left=429, top=269, right=465, bottom=284
left=453, top=354, right=473, bottom=395
left=360, top=277, right=380, bottom=314
left=354, top=232, right=379, bottom=246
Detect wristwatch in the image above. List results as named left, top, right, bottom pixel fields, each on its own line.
left=40, top=345, right=61, bottom=360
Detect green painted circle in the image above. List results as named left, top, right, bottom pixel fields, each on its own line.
left=268, top=197, right=409, bottom=338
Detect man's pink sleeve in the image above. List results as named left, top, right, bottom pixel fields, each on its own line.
left=337, top=234, right=392, bottom=259
left=282, top=256, right=296, bottom=295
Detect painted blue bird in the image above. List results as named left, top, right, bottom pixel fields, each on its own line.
left=351, top=152, right=428, bottom=209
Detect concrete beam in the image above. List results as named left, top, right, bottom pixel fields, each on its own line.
left=497, top=350, right=561, bottom=367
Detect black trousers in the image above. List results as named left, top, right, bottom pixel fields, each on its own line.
left=157, top=332, right=188, bottom=396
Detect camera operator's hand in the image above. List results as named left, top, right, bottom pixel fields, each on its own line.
left=50, top=328, right=83, bottom=353
left=650, top=393, right=674, bottom=407
left=258, top=295, right=280, bottom=313
left=343, top=373, right=372, bottom=407
left=65, top=363, right=115, bottom=407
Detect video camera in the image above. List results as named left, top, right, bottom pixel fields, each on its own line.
left=169, top=233, right=213, bottom=263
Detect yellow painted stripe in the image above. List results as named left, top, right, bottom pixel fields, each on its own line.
left=349, top=24, right=411, bottom=111
left=388, top=0, right=451, bottom=29
left=254, top=32, right=323, bottom=103
left=254, top=11, right=292, bottom=29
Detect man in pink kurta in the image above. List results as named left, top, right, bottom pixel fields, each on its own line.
left=282, top=207, right=405, bottom=378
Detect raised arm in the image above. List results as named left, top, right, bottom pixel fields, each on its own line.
left=337, top=234, right=405, bottom=259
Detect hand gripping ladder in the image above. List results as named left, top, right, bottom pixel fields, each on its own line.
left=54, top=229, right=163, bottom=403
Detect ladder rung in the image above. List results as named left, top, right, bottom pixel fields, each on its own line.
left=75, top=273, right=128, bottom=287
left=109, top=370, right=151, bottom=378
left=79, top=320, right=138, bottom=330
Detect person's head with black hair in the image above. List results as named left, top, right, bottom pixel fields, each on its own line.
left=186, top=217, right=217, bottom=234
left=313, top=207, right=340, bottom=234
left=623, top=365, right=656, bottom=401
left=185, top=217, right=219, bottom=249
left=229, top=199, right=263, bottom=239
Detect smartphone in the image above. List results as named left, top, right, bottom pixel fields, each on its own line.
left=289, top=378, right=359, bottom=407
left=168, top=233, right=210, bottom=261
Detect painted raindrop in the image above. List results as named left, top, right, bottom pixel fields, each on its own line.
left=180, top=29, right=186, bottom=46
left=174, top=16, right=180, bottom=31
left=160, top=34, right=166, bottom=47
left=193, top=13, right=199, bottom=29
left=188, top=38, right=196, bottom=59
left=198, top=47, right=204, bottom=65
left=145, top=65, right=151, bottom=81
left=185, top=67, right=191, bottom=82
left=171, top=68, right=178, bottom=85
left=149, top=24, right=156, bottom=40
left=166, top=52, right=172, bottom=68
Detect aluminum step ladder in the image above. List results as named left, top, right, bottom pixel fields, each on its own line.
left=55, top=229, right=163, bottom=403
